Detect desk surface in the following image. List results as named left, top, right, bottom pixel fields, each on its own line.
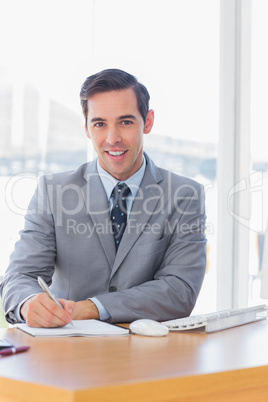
left=1, top=320, right=268, bottom=402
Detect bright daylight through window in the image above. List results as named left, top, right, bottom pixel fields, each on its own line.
left=248, top=0, right=268, bottom=306
left=0, top=0, right=219, bottom=318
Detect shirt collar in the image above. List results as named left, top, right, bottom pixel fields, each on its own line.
left=97, top=155, right=146, bottom=200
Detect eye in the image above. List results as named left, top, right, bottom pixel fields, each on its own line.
left=121, top=120, right=133, bottom=125
left=94, top=122, right=106, bottom=128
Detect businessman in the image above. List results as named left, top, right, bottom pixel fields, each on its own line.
left=0, top=69, right=207, bottom=327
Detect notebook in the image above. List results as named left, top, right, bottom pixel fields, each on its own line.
left=15, top=319, right=129, bottom=337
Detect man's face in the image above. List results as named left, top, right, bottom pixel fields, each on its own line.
left=85, top=88, right=154, bottom=181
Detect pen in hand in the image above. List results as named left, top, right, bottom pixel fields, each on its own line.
left=37, top=276, right=74, bottom=326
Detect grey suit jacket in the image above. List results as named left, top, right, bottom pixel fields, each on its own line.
left=1, top=153, right=207, bottom=324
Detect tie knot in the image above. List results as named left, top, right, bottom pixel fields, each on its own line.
left=112, top=183, right=130, bottom=202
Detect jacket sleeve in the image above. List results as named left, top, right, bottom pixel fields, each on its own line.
left=0, top=175, right=56, bottom=323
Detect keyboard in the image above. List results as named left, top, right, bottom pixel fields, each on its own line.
left=161, top=304, right=268, bottom=333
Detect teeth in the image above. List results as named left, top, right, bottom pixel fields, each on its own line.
left=108, top=151, right=125, bottom=156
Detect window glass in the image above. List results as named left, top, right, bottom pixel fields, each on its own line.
left=0, top=0, right=219, bottom=314
left=249, top=0, right=268, bottom=305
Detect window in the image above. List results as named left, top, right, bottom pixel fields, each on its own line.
left=248, top=0, right=268, bottom=306
left=1, top=0, right=220, bottom=314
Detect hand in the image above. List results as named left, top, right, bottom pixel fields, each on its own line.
left=21, top=293, right=73, bottom=328
left=59, top=299, right=100, bottom=320
left=21, top=295, right=100, bottom=327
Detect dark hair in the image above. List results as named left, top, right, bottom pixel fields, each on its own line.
left=80, top=69, right=150, bottom=125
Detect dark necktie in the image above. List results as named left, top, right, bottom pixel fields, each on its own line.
left=111, top=183, right=130, bottom=250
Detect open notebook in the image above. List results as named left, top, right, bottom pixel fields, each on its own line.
left=15, top=319, right=130, bottom=337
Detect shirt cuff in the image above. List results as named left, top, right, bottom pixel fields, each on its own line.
left=89, top=297, right=111, bottom=321
left=13, top=294, right=37, bottom=323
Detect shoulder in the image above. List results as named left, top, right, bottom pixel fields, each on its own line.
left=145, top=153, right=203, bottom=193
left=159, top=166, right=203, bottom=188
left=40, top=160, right=97, bottom=187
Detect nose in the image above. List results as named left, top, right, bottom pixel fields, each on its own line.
left=106, top=126, right=121, bottom=145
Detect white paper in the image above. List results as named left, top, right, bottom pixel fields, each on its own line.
left=15, top=319, right=129, bottom=337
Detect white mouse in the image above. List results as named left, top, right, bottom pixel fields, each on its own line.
left=129, top=319, right=169, bottom=337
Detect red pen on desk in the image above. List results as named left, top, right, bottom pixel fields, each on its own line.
left=0, top=346, right=30, bottom=356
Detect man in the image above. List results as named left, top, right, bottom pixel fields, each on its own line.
left=0, top=69, right=207, bottom=328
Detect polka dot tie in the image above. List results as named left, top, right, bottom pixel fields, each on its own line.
left=111, top=183, right=130, bottom=250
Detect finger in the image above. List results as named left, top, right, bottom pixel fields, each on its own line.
left=26, top=294, right=71, bottom=327
left=28, top=306, right=70, bottom=328
left=41, top=296, right=72, bottom=325
left=58, top=298, right=74, bottom=316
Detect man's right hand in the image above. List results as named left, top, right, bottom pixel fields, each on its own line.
left=20, top=293, right=73, bottom=328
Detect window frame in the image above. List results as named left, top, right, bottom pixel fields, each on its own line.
left=217, top=0, right=251, bottom=309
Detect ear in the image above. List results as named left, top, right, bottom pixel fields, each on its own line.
left=85, top=124, right=91, bottom=139
left=144, top=109, right=154, bottom=134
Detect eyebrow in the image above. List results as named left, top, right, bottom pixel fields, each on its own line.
left=118, top=114, right=137, bottom=121
left=90, top=117, right=106, bottom=123
left=90, top=115, right=137, bottom=124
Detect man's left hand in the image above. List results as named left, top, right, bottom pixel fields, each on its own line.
left=59, top=299, right=100, bottom=320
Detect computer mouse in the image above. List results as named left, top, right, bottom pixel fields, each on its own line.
left=129, top=319, right=169, bottom=337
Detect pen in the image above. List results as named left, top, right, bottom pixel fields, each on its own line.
left=0, top=346, right=30, bottom=356
left=37, top=276, right=74, bottom=326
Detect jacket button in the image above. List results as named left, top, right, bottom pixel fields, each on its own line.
left=109, top=286, right=117, bottom=292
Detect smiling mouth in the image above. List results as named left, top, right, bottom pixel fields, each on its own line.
left=107, top=151, right=127, bottom=156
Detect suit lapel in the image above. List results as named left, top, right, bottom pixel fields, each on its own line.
left=81, top=161, right=116, bottom=269
left=111, top=155, right=164, bottom=275
left=79, top=155, right=164, bottom=276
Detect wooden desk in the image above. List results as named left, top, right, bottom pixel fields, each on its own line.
left=1, top=320, right=268, bottom=402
